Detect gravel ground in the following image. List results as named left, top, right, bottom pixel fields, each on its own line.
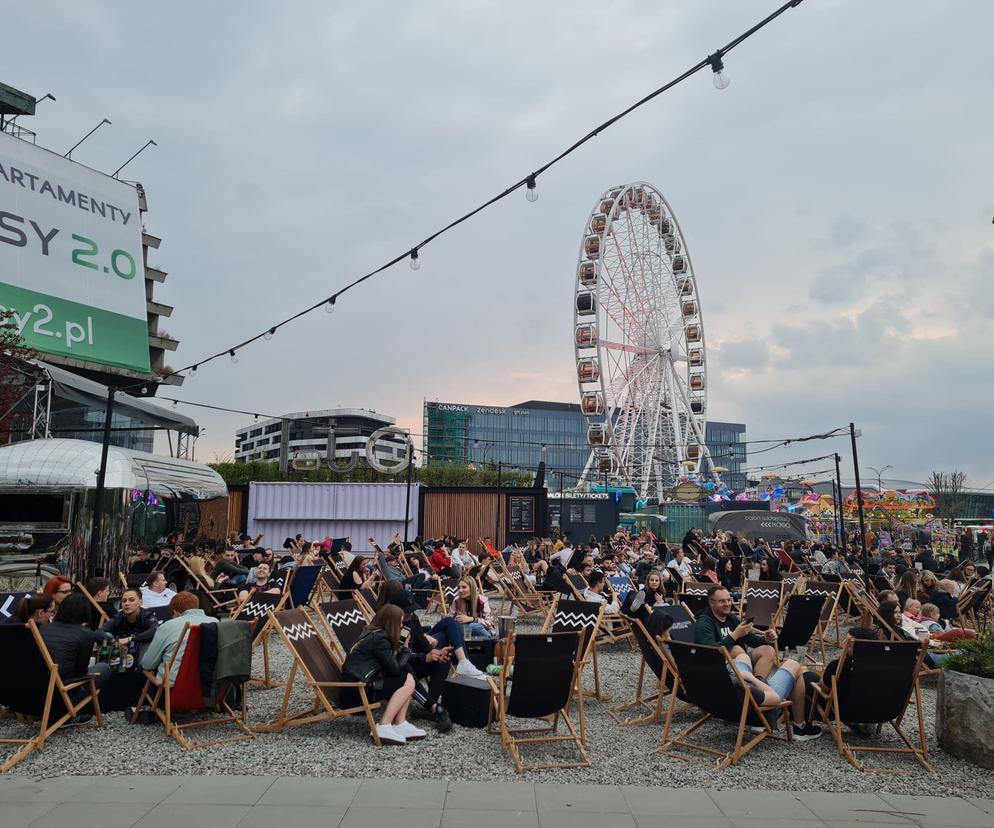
left=2, top=609, right=988, bottom=795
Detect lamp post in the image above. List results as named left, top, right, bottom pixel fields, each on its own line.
left=849, top=423, right=870, bottom=588
left=834, top=453, right=844, bottom=548
left=866, top=464, right=894, bottom=492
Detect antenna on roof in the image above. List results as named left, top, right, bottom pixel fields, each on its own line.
left=112, top=139, right=157, bottom=178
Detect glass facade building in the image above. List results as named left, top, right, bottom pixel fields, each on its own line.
left=423, top=400, right=589, bottom=487
left=704, top=420, right=748, bottom=491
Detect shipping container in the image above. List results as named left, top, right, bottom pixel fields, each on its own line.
left=660, top=503, right=708, bottom=543
left=247, top=482, right=420, bottom=553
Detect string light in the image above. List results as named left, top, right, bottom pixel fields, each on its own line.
left=118, top=0, right=804, bottom=392
left=229, top=349, right=239, bottom=364
left=708, top=51, right=730, bottom=89
left=324, top=296, right=337, bottom=314
left=525, top=174, right=538, bottom=202
left=264, top=328, right=275, bottom=340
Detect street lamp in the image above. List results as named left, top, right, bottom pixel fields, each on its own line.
left=866, top=464, right=894, bottom=492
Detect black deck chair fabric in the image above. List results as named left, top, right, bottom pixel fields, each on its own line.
left=146, top=605, right=173, bottom=624
left=665, top=641, right=769, bottom=729
left=834, top=640, right=923, bottom=724
left=0, top=625, right=72, bottom=720
left=549, top=599, right=601, bottom=636
left=742, top=581, right=783, bottom=629
left=289, top=565, right=323, bottom=608
left=234, top=591, right=286, bottom=643
left=871, top=575, right=892, bottom=593
left=803, top=581, right=842, bottom=621
left=505, top=631, right=580, bottom=719
left=321, top=569, right=341, bottom=590
left=654, top=605, right=695, bottom=642
left=679, top=585, right=710, bottom=619
left=318, top=599, right=367, bottom=654
left=776, top=594, right=826, bottom=651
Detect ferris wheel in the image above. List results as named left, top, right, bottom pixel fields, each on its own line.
left=574, top=181, right=714, bottom=500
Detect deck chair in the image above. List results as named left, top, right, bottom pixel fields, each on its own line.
left=956, top=580, right=991, bottom=631
left=679, top=583, right=711, bottom=619
left=565, top=573, right=589, bottom=602
left=230, top=590, right=290, bottom=687
left=0, top=621, right=104, bottom=772
left=655, top=604, right=697, bottom=641
left=119, top=572, right=147, bottom=590
left=316, top=599, right=370, bottom=663
left=288, top=564, right=323, bottom=608
left=171, top=558, right=240, bottom=612
left=542, top=596, right=606, bottom=700
left=803, top=580, right=844, bottom=653
left=314, top=567, right=342, bottom=601
left=871, top=574, right=893, bottom=594
left=776, top=548, right=799, bottom=573
left=659, top=640, right=792, bottom=769
left=510, top=571, right=557, bottom=616
left=608, top=618, right=691, bottom=726
left=258, top=608, right=381, bottom=743
left=486, top=630, right=590, bottom=772
left=75, top=580, right=111, bottom=627
left=775, top=593, right=827, bottom=665
left=426, top=577, right=461, bottom=615
left=133, top=623, right=254, bottom=750
left=608, top=575, right=636, bottom=607
left=740, top=581, right=785, bottom=629
left=781, top=572, right=803, bottom=594
left=810, top=638, right=931, bottom=773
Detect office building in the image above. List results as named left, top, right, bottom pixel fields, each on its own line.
left=705, top=420, right=748, bottom=491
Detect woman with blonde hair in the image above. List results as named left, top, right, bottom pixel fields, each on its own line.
left=186, top=555, right=215, bottom=589
left=342, top=604, right=424, bottom=745
left=448, top=577, right=496, bottom=637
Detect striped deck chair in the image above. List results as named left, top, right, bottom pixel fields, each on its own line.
left=231, top=590, right=290, bottom=687
left=542, top=596, right=606, bottom=701
left=258, top=608, right=381, bottom=743
left=426, top=577, right=461, bottom=616
left=316, top=599, right=370, bottom=663
left=740, top=581, right=785, bottom=629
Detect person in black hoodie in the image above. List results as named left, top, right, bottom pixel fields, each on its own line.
left=101, top=588, right=159, bottom=655
left=342, top=604, right=425, bottom=746
left=40, top=594, right=113, bottom=719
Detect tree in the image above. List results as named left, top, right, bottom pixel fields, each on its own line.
left=927, top=470, right=967, bottom=527
left=0, top=311, right=38, bottom=443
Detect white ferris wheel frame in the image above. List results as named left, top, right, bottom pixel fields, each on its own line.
left=573, top=181, right=715, bottom=499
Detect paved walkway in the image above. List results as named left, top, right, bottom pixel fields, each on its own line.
left=0, top=775, right=992, bottom=828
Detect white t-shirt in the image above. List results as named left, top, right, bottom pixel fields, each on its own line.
left=583, top=588, right=619, bottom=614
left=141, top=586, right=176, bottom=608
left=552, top=547, right=573, bottom=567
left=668, top=557, right=693, bottom=577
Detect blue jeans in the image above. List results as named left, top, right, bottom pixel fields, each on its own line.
left=428, top=616, right=465, bottom=650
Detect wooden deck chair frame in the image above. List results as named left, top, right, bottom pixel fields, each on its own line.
left=956, top=580, right=991, bottom=631
left=799, top=581, right=843, bottom=666
left=809, top=637, right=932, bottom=774
left=511, top=569, right=558, bottom=616
left=171, top=557, right=241, bottom=613
left=426, top=577, right=461, bottom=616
left=257, top=608, right=381, bottom=743
left=0, top=620, right=104, bottom=772
left=118, top=571, right=147, bottom=591
left=607, top=618, right=692, bottom=726
left=542, top=595, right=607, bottom=701
left=75, top=580, right=110, bottom=626
left=739, top=580, right=785, bottom=629
left=564, top=573, right=589, bottom=602
left=133, top=623, right=254, bottom=750
left=486, top=630, right=590, bottom=772
left=658, top=640, right=793, bottom=769
left=313, top=566, right=341, bottom=602
left=774, top=593, right=828, bottom=668
left=230, top=590, right=291, bottom=687
left=844, top=583, right=897, bottom=639
left=488, top=554, right=545, bottom=617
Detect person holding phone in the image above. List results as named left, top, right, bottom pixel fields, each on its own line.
left=694, top=584, right=778, bottom=681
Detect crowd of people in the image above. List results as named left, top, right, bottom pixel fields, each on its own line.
left=3, top=521, right=988, bottom=755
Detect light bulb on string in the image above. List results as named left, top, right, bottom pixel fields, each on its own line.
left=264, top=328, right=275, bottom=340
left=172, top=400, right=177, bottom=408
left=409, top=249, right=420, bottom=271
left=325, top=296, right=337, bottom=314
left=525, top=174, right=538, bottom=203
left=229, top=349, right=239, bottom=364
left=708, top=51, right=730, bottom=89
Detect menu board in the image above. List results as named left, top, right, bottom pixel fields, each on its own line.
left=508, top=496, right=535, bottom=533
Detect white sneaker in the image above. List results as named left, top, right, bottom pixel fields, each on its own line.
left=455, top=658, right=486, bottom=678
left=375, top=723, right=406, bottom=745
left=394, top=720, right=427, bottom=741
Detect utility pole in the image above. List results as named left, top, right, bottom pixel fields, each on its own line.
left=866, top=464, right=893, bottom=492
left=87, top=386, right=116, bottom=580
left=494, top=461, right=502, bottom=547
left=849, top=423, right=870, bottom=587
left=403, top=444, right=414, bottom=544
left=833, top=453, right=844, bottom=548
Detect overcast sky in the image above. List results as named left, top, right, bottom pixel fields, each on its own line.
left=7, top=1, right=993, bottom=489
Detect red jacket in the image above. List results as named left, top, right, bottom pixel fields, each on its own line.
left=429, top=548, right=452, bottom=573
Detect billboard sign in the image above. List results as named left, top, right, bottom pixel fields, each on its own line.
left=0, top=133, right=150, bottom=372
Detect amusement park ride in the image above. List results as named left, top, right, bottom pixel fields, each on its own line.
left=573, top=182, right=716, bottom=501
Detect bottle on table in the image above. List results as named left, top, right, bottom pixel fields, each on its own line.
left=98, top=641, right=110, bottom=663
left=109, top=641, right=121, bottom=673
left=123, top=640, right=136, bottom=670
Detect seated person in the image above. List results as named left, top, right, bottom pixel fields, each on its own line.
left=633, top=547, right=659, bottom=584
left=140, top=570, right=176, bottom=609
left=732, top=651, right=823, bottom=741
left=583, top=571, right=620, bottom=614
left=40, top=594, right=114, bottom=716
left=84, top=577, right=116, bottom=629
left=920, top=602, right=947, bottom=633
left=343, top=556, right=379, bottom=593
left=694, top=584, right=777, bottom=680
left=625, top=569, right=669, bottom=622
left=128, top=548, right=157, bottom=575
left=237, top=562, right=283, bottom=602
left=6, top=594, right=54, bottom=625
left=929, top=580, right=959, bottom=622
left=140, top=591, right=219, bottom=685
left=102, top=588, right=159, bottom=656
left=210, top=549, right=249, bottom=586
left=667, top=547, right=694, bottom=579
left=448, top=577, right=496, bottom=638
left=342, top=604, right=426, bottom=746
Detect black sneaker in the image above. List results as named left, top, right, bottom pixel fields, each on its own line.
left=792, top=722, right=823, bottom=742
left=66, top=712, right=94, bottom=726
left=629, top=590, right=646, bottom=614
left=434, top=704, right=453, bottom=733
